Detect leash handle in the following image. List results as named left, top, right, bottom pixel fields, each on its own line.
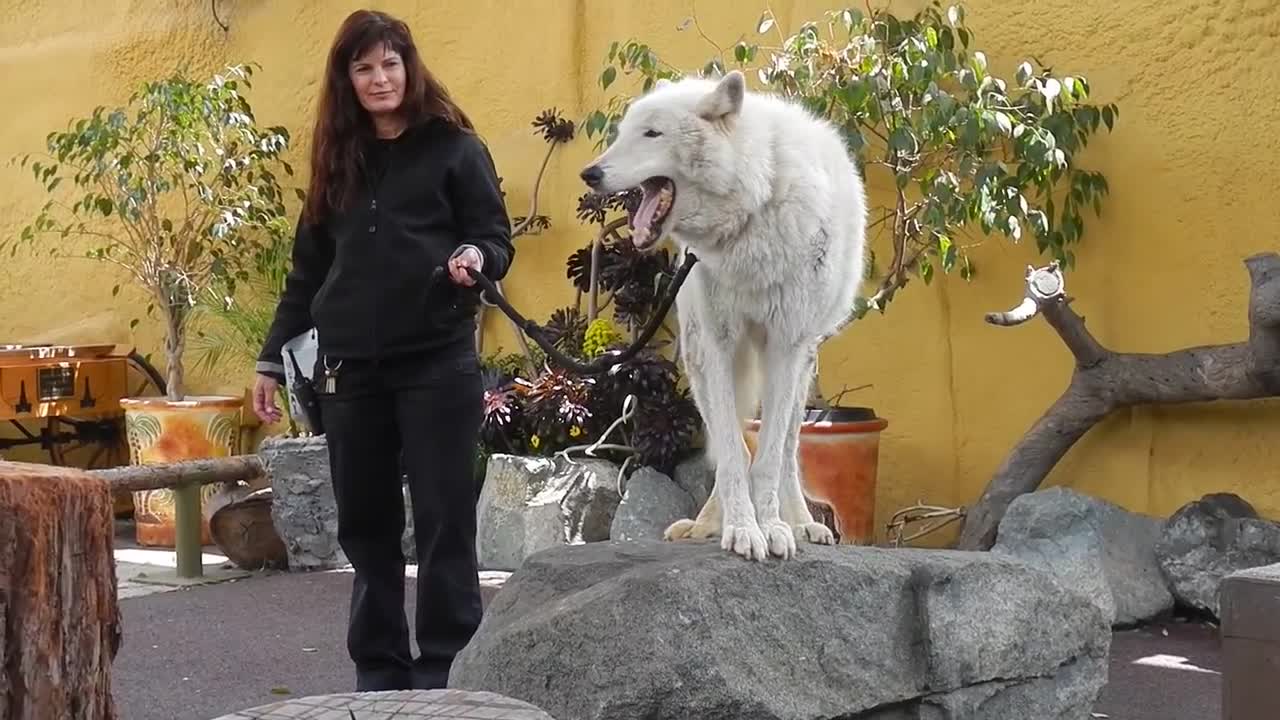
left=434, top=252, right=699, bottom=375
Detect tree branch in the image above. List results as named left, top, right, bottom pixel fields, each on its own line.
left=956, top=252, right=1280, bottom=550
left=511, top=140, right=558, bottom=239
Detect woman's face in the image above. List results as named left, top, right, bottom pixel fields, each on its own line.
left=348, top=43, right=405, bottom=116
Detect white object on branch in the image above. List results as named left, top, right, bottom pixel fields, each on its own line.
left=985, top=260, right=1065, bottom=326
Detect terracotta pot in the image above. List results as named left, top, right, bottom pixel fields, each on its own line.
left=120, top=395, right=243, bottom=547
left=743, top=406, right=888, bottom=545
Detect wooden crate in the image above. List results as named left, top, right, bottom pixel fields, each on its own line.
left=1220, top=562, right=1280, bottom=720
left=0, top=345, right=128, bottom=421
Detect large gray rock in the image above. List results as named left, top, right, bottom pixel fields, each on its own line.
left=476, top=454, right=622, bottom=571
left=261, top=434, right=416, bottom=571
left=449, top=541, right=1110, bottom=720
left=992, top=487, right=1174, bottom=627
left=1155, top=492, right=1280, bottom=618
left=672, top=451, right=715, bottom=510
left=262, top=435, right=344, bottom=571
left=609, top=467, right=696, bottom=542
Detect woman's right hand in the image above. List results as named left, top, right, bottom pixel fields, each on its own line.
left=253, top=374, right=282, bottom=424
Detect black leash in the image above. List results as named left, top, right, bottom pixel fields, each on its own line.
left=433, top=251, right=699, bottom=375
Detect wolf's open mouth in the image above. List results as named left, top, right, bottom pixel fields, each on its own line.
left=629, top=177, right=675, bottom=249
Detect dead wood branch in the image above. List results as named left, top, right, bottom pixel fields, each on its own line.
left=956, top=252, right=1280, bottom=551
left=91, top=454, right=264, bottom=493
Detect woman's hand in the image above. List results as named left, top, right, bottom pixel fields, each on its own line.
left=447, top=246, right=484, bottom=287
left=253, top=373, right=282, bottom=424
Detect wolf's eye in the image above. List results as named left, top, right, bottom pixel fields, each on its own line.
left=644, top=129, right=662, bottom=138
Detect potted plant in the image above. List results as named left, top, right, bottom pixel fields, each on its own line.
left=9, top=62, right=297, bottom=547
left=477, top=110, right=702, bottom=477
left=582, top=1, right=1118, bottom=543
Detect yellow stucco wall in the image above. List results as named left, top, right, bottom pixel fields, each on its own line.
left=3, top=0, right=1278, bottom=541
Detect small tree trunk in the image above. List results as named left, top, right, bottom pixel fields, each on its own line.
left=163, top=303, right=186, bottom=401
left=0, top=461, right=121, bottom=719
left=956, top=253, right=1280, bottom=550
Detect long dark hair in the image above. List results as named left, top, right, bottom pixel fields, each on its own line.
left=302, top=10, right=474, bottom=224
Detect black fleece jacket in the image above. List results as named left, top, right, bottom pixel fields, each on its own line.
left=257, top=118, right=514, bottom=380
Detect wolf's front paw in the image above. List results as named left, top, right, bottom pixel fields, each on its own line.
left=761, top=520, right=797, bottom=559
left=663, top=517, right=718, bottom=541
left=721, top=522, right=769, bottom=562
left=793, top=522, right=835, bottom=545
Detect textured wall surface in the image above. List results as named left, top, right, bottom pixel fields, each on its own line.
left=2, top=0, right=1277, bottom=538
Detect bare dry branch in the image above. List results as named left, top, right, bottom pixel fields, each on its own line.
left=956, top=252, right=1280, bottom=550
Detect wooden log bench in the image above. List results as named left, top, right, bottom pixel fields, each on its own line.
left=92, top=455, right=265, bottom=579
left=1220, top=562, right=1280, bottom=720
left=0, top=460, right=122, bottom=719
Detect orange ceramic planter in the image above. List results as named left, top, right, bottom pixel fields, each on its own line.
left=744, top=407, right=888, bottom=545
left=120, top=395, right=243, bottom=547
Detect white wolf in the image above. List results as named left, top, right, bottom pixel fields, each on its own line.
left=580, top=70, right=868, bottom=562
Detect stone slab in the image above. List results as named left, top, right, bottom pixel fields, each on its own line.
left=210, top=689, right=555, bottom=720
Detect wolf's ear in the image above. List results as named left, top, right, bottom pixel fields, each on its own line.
left=696, top=70, right=745, bottom=121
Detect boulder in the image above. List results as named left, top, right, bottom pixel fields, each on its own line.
left=1155, top=492, right=1280, bottom=618
left=991, top=486, right=1174, bottom=627
left=262, top=435, right=417, bottom=571
left=449, top=541, right=1110, bottom=720
left=672, top=451, right=715, bottom=510
left=609, top=467, right=696, bottom=542
left=262, top=435, right=344, bottom=571
left=476, top=454, right=622, bottom=571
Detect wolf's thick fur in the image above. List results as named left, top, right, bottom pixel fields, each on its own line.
left=581, top=71, right=868, bottom=561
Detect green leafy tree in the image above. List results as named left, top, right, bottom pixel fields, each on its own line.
left=5, top=63, right=297, bottom=401
left=583, top=2, right=1119, bottom=326
left=190, top=231, right=299, bottom=433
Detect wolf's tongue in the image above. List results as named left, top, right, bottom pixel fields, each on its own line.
left=632, top=190, right=661, bottom=233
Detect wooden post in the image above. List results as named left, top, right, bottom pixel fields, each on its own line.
left=1220, top=563, right=1280, bottom=720
left=91, top=454, right=265, bottom=579
left=0, top=460, right=121, bottom=719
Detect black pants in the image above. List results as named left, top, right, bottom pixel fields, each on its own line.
left=316, top=346, right=484, bottom=691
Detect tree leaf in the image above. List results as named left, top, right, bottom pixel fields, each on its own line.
left=1016, top=61, right=1034, bottom=87
left=601, top=66, right=617, bottom=90
left=757, top=11, right=775, bottom=34
left=938, top=234, right=956, bottom=271
left=1041, top=78, right=1062, bottom=102
left=995, top=111, right=1013, bottom=135
left=889, top=126, right=917, bottom=155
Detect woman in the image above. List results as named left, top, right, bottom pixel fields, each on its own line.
left=252, top=9, right=513, bottom=692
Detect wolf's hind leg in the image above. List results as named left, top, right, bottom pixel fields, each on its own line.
left=779, top=345, right=835, bottom=546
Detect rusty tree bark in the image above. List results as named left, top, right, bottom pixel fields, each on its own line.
left=956, top=252, right=1280, bottom=551
left=0, top=461, right=122, bottom=719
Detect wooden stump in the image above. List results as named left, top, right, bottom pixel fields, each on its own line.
left=0, top=460, right=121, bottom=719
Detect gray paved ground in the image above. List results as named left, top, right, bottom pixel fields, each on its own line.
left=110, top=568, right=1223, bottom=720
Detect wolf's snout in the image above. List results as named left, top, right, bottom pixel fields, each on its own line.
left=580, top=164, right=604, bottom=188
